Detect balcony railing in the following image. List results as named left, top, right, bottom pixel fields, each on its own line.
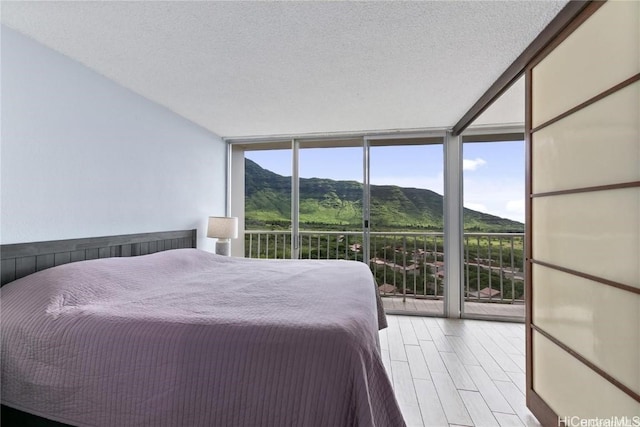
left=244, top=231, right=525, bottom=307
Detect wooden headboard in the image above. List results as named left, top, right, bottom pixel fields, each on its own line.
left=0, top=229, right=197, bottom=287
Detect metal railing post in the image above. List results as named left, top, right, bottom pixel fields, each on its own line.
left=402, top=236, right=407, bottom=303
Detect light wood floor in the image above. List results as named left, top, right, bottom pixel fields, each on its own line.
left=382, top=297, right=525, bottom=319
left=380, top=314, right=540, bottom=427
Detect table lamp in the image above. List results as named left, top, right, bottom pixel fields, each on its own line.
left=207, top=216, right=238, bottom=256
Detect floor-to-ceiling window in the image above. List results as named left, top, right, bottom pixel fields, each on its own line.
left=230, top=130, right=525, bottom=320
left=461, top=138, right=525, bottom=321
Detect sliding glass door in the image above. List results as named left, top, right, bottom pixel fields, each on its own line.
left=368, top=141, right=445, bottom=316
left=238, top=136, right=449, bottom=316
left=298, top=144, right=363, bottom=261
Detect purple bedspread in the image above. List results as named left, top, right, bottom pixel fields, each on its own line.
left=1, top=249, right=404, bottom=426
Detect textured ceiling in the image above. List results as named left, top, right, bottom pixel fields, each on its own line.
left=1, top=1, right=567, bottom=138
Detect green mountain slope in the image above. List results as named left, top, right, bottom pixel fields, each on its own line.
left=245, top=158, right=524, bottom=232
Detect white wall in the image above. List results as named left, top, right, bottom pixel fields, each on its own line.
left=0, top=26, right=227, bottom=250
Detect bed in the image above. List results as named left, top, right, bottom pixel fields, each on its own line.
left=0, top=230, right=404, bottom=427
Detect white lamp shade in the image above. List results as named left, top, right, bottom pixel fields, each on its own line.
left=207, top=217, right=238, bottom=239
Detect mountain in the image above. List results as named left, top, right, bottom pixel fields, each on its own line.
left=245, top=158, right=524, bottom=232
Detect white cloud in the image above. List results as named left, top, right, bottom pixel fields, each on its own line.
left=464, top=178, right=525, bottom=223
left=464, top=202, right=487, bottom=212
left=463, top=158, right=487, bottom=171
left=506, top=199, right=525, bottom=214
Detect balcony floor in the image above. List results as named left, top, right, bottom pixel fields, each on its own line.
left=381, top=314, right=539, bottom=427
left=382, top=296, right=525, bottom=319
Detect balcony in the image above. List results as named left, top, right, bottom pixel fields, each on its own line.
left=245, top=231, right=525, bottom=320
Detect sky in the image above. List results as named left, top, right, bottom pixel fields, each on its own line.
left=246, top=140, right=525, bottom=223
